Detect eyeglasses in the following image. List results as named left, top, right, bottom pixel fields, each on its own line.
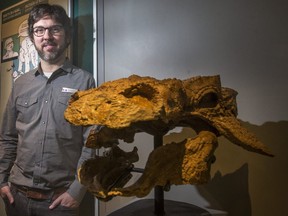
left=33, top=25, right=64, bottom=37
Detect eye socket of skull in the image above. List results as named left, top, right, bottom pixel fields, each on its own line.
left=198, top=92, right=219, bottom=108
left=120, top=83, right=156, bottom=100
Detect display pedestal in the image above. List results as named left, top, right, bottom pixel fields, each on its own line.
left=107, top=199, right=211, bottom=216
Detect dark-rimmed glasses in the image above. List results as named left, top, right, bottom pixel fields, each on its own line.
left=33, top=25, right=64, bottom=37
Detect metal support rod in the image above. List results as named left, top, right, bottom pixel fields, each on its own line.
left=131, top=167, right=145, bottom=173
left=154, top=135, right=165, bottom=216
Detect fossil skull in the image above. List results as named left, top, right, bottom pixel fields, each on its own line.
left=64, top=75, right=273, bottom=200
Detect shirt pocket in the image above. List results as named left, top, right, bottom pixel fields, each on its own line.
left=58, top=95, right=72, bottom=106
left=57, top=95, right=72, bottom=118
left=17, top=97, right=38, bottom=107
left=56, top=94, right=75, bottom=126
left=56, top=95, right=82, bottom=140
left=16, top=97, right=38, bottom=123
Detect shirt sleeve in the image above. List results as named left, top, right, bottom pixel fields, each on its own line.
left=0, top=88, right=18, bottom=188
left=66, top=76, right=96, bottom=202
left=66, top=178, right=88, bottom=203
left=66, top=126, right=96, bottom=202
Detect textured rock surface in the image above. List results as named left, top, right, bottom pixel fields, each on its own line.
left=65, top=75, right=273, bottom=200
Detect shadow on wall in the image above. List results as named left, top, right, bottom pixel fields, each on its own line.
left=197, top=164, right=251, bottom=216
left=199, top=121, right=288, bottom=216
left=164, top=121, right=288, bottom=216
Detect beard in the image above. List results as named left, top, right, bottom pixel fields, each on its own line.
left=36, top=40, right=68, bottom=64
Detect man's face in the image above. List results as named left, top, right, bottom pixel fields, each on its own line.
left=32, top=16, right=68, bottom=64
left=6, top=40, right=14, bottom=51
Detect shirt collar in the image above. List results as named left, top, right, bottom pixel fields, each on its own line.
left=34, top=59, right=73, bottom=77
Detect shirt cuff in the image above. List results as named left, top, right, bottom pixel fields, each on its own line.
left=0, top=182, right=8, bottom=189
left=66, top=179, right=87, bottom=203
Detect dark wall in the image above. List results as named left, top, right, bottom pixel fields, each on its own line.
left=0, top=0, right=20, bottom=11
left=72, top=0, right=94, bottom=73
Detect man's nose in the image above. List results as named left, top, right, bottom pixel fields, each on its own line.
left=43, top=29, right=54, bottom=39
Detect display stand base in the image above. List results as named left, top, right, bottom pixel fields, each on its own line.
left=107, top=199, right=212, bottom=216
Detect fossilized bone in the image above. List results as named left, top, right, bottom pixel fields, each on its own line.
left=78, top=144, right=139, bottom=201
left=64, top=75, right=273, bottom=200
left=108, top=131, right=218, bottom=198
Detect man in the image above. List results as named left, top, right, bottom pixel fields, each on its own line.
left=0, top=3, right=95, bottom=216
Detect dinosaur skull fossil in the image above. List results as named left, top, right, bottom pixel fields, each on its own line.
left=64, top=75, right=273, bottom=200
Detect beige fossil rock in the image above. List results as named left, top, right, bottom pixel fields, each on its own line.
left=65, top=75, right=273, bottom=200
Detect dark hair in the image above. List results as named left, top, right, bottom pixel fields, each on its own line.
left=28, top=3, right=71, bottom=42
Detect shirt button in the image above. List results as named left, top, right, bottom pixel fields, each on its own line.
left=45, top=100, right=48, bottom=103
left=42, top=121, right=45, bottom=124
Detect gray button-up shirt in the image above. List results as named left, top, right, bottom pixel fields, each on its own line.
left=0, top=60, right=96, bottom=201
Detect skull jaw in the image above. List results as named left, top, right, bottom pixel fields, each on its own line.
left=80, top=131, right=218, bottom=200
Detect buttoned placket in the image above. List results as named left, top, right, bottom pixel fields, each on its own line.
left=33, top=76, right=52, bottom=186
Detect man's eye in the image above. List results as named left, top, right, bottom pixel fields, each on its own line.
left=35, top=28, right=44, bottom=33
left=52, top=27, right=61, bottom=33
